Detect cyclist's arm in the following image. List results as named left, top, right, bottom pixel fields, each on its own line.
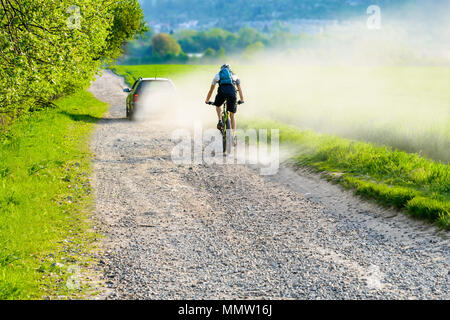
left=236, top=83, right=244, bottom=102
left=205, top=84, right=216, bottom=103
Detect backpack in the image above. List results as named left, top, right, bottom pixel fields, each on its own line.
left=219, top=68, right=233, bottom=85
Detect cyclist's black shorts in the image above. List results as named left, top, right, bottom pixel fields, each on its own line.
left=213, top=84, right=237, bottom=113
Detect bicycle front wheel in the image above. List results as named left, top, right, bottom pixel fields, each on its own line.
left=223, top=116, right=231, bottom=154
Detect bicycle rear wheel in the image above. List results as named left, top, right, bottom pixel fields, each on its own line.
left=222, top=111, right=231, bottom=154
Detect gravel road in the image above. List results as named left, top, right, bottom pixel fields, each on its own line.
left=89, top=70, right=448, bottom=300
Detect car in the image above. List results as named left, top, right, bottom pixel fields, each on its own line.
left=123, top=77, right=177, bottom=120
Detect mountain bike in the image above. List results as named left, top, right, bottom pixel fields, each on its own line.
left=221, top=101, right=232, bottom=154
left=207, top=100, right=243, bottom=154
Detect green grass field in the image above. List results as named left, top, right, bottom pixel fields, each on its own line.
left=112, top=64, right=449, bottom=229
left=0, top=90, right=108, bottom=299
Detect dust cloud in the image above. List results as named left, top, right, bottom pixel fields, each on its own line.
left=134, top=1, right=450, bottom=162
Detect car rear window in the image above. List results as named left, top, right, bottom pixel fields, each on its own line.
left=136, top=80, right=174, bottom=95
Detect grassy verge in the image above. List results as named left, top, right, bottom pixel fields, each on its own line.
left=241, top=119, right=449, bottom=229
left=0, top=90, right=108, bottom=299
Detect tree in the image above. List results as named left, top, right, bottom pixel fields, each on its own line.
left=0, top=0, right=146, bottom=122
left=203, top=48, right=216, bottom=58
left=104, top=0, right=147, bottom=60
left=242, top=41, right=265, bottom=60
left=237, top=27, right=264, bottom=49
left=151, top=33, right=182, bottom=59
left=176, top=30, right=200, bottom=52
left=216, top=48, right=226, bottom=59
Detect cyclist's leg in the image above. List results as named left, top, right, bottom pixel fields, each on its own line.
left=229, top=112, right=238, bottom=146
left=213, top=91, right=226, bottom=128
left=226, top=94, right=237, bottom=137
left=215, top=106, right=222, bottom=122
left=230, top=112, right=236, bottom=132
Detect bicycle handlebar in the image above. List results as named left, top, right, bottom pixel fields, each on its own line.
left=206, top=101, right=244, bottom=105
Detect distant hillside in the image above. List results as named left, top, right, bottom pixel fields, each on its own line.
left=140, top=0, right=410, bottom=30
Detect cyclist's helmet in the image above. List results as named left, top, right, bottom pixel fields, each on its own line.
left=221, top=64, right=231, bottom=70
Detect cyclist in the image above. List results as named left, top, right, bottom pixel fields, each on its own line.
left=205, top=64, right=244, bottom=145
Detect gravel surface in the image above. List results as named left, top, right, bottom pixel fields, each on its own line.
left=89, top=70, right=449, bottom=300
